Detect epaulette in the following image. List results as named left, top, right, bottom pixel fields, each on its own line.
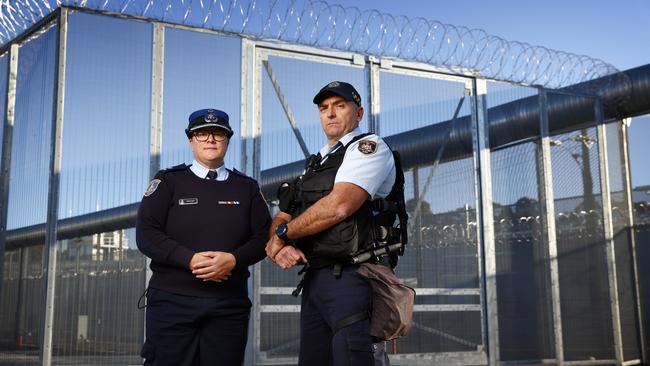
left=161, top=163, right=189, bottom=174
left=358, top=132, right=377, bottom=140
left=228, top=168, right=254, bottom=181
left=349, top=132, right=374, bottom=144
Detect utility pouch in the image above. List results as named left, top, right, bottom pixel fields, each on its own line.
left=357, top=263, right=415, bottom=341
left=277, top=181, right=300, bottom=215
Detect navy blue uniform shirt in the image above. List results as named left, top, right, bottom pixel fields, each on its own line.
left=136, top=164, right=271, bottom=297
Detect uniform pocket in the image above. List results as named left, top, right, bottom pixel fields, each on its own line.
left=140, top=341, right=155, bottom=361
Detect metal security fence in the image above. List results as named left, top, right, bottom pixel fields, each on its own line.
left=0, top=4, right=647, bottom=366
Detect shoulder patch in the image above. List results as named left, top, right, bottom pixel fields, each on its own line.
left=144, top=179, right=161, bottom=197
left=358, top=140, right=377, bottom=155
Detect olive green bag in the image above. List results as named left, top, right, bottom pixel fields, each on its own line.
left=357, top=263, right=415, bottom=341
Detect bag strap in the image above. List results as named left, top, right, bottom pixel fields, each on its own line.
left=333, top=310, right=370, bottom=335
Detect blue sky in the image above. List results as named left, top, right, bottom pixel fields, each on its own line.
left=331, top=0, right=649, bottom=71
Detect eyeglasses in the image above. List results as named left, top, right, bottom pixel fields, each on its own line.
left=193, top=130, right=228, bottom=142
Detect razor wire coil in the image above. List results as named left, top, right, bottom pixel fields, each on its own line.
left=0, top=0, right=629, bottom=91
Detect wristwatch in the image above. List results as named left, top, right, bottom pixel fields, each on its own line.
left=275, top=222, right=290, bottom=241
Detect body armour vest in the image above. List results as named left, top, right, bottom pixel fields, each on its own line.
left=294, top=134, right=377, bottom=268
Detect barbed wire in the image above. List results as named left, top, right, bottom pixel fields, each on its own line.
left=0, top=0, right=630, bottom=92
left=409, top=201, right=650, bottom=249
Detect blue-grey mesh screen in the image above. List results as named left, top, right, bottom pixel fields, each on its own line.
left=260, top=56, right=367, bottom=170
left=605, top=122, right=642, bottom=361
left=548, top=95, right=614, bottom=360
left=58, top=13, right=151, bottom=219
left=161, top=28, right=242, bottom=171
left=51, top=229, right=145, bottom=365
left=6, top=25, right=57, bottom=230
left=0, top=245, right=45, bottom=365
left=489, top=81, right=555, bottom=361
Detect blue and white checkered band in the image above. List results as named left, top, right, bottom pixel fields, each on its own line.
left=328, top=81, right=340, bottom=88
left=205, top=112, right=218, bottom=123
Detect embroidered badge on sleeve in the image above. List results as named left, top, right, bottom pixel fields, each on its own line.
left=358, top=140, right=377, bottom=155
left=144, top=179, right=161, bottom=197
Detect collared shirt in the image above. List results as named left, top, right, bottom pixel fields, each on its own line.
left=189, top=159, right=229, bottom=181
left=318, top=127, right=396, bottom=199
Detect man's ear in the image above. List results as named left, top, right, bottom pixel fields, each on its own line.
left=356, top=105, right=364, bottom=121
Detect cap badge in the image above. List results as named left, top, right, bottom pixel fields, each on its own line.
left=205, top=111, right=218, bottom=123
left=358, top=140, right=377, bottom=155
left=144, top=179, right=161, bottom=197
left=328, top=81, right=340, bottom=88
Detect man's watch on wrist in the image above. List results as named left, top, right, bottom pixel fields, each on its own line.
left=275, top=222, right=290, bottom=242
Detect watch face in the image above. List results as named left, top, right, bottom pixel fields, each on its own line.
left=276, top=223, right=287, bottom=236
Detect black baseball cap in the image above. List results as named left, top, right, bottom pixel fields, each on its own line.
left=185, top=108, right=233, bottom=139
left=313, top=81, right=362, bottom=107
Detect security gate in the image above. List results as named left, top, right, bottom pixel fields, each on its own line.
left=250, top=44, right=491, bottom=365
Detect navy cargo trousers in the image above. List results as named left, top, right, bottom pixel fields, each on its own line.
left=298, top=264, right=389, bottom=366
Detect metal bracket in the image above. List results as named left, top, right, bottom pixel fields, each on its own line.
left=380, top=58, right=392, bottom=70
left=352, top=53, right=365, bottom=66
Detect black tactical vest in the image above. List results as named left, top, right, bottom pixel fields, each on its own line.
left=294, top=134, right=376, bottom=268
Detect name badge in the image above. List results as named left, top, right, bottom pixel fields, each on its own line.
left=179, top=198, right=198, bottom=205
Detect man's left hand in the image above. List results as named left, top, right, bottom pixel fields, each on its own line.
left=192, top=251, right=236, bottom=282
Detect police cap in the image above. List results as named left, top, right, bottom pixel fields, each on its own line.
left=185, top=108, right=233, bottom=139
left=313, top=81, right=362, bottom=107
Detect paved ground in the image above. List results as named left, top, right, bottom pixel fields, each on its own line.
left=0, top=351, right=141, bottom=365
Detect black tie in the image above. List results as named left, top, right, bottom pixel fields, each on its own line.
left=326, top=141, right=342, bottom=157
left=321, top=142, right=342, bottom=164
left=207, top=170, right=218, bottom=180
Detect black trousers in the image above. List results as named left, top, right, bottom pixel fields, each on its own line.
left=298, top=265, right=389, bottom=366
left=141, top=288, right=251, bottom=366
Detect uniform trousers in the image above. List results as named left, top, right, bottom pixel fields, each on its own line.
left=141, top=288, right=251, bottom=366
left=298, top=264, right=389, bottom=366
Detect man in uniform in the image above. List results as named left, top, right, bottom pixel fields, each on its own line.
left=137, top=108, right=271, bottom=366
left=266, top=81, right=396, bottom=366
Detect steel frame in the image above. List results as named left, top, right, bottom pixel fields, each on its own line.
left=240, top=36, right=257, bottom=366
left=40, top=10, right=68, bottom=366
left=149, top=23, right=164, bottom=178
left=597, top=101, right=624, bottom=366
left=367, top=55, right=381, bottom=134
left=621, top=118, right=647, bottom=364
left=0, top=43, right=18, bottom=309
left=472, top=78, right=498, bottom=364
left=537, top=88, right=564, bottom=365
left=143, top=20, right=165, bottom=345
